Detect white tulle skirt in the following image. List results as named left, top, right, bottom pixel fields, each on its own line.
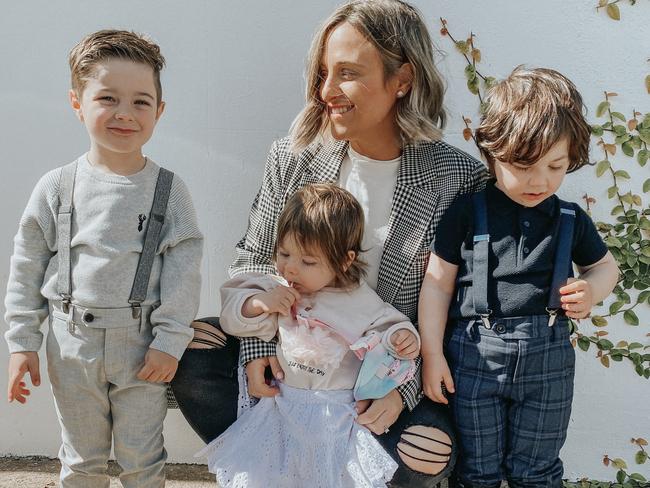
left=197, top=383, right=397, bottom=487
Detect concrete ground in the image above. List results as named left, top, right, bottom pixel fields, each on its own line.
left=0, top=456, right=215, bottom=487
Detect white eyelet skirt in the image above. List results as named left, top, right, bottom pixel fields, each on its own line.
left=197, top=383, right=397, bottom=487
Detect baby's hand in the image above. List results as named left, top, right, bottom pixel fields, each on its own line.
left=422, top=353, right=455, bottom=405
left=137, top=348, right=178, bottom=383
left=560, top=278, right=593, bottom=319
left=243, top=286, right=301, bottom=318
left=7, top=351, right=40, bottom=404
left=390, top=329, right=419, bottom=359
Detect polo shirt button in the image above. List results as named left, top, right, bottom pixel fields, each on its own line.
left=83, top=313, right=94, bottom=323
left=523, top=220, right=531, bottom=227
left=523, top=247, right=530, bottom=254
left=495, top=323, right=506, bottom=333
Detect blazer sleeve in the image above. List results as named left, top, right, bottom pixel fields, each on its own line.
left=230, top=141, right=285, bottom=363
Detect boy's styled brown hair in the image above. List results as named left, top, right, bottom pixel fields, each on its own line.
left=475, top=66, right=590, bottom=175
left=69, top=29, right=166, bottom=104
left=275, top=184, right=366, bottom=287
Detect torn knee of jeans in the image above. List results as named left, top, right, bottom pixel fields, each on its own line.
left=396, top=425, right=452, bottom=475
left=188, top=321, right=227, bottom=349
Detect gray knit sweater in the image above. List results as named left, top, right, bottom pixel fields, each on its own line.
left=4, top=154, right=203, bottom=359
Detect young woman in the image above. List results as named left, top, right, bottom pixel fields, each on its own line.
left=172, top=1, right=487, bottom=485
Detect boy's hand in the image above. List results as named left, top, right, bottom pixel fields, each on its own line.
left=560, top=278, right=593, bottom=319
left=242, top=286, right=301, bottom=318
left=137, top=348, right=178, bottom=383
left=422, top=353, right=455, bottom=405
left=7, top=352, right=41, bottom=404
left=390, top=329, right=419, bottom=359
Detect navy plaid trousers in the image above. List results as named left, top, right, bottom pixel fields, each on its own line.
left=446, top=316, right=575, bottom=488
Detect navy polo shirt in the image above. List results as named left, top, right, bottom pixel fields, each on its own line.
left=432, top=180, right=608, bottom=319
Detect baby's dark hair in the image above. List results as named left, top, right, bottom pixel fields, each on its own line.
left=275, top=184, right=366, bottom=287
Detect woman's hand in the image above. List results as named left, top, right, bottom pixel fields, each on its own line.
left=355, top=389, right=404, bottom=435
left=422, top=352, right=455, bottom=404
left=245, top=355, right=285, bottom=398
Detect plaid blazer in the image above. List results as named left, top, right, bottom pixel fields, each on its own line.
left=230, top=137, right=487, bottom=410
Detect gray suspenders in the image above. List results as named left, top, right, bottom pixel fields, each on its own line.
left=471, top=190, right=576, bottom=328
left=128, top=167, right=174, bottom=318
left=56, top=159, right=175, bottom=321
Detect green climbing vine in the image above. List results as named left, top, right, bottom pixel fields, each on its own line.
left=438, top=13, right=649, bottom=486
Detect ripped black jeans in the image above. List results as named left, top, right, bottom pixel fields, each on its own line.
left=171, top=318, right=457, bottom=487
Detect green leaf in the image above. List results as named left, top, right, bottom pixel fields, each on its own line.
left=605, top=236, right=623, bottom=247
left=484, top=76, right=497, bottom=89
left=596, top=160, right=611, bottom=177
left=608, top=185, right=619, bottom=199
left=639, top=149, right=649, bottom=167
left=646, top=75, right=650, bottom=95
left=613, top=124, right=627, bottom=136
left=613, top=458, right=628, bottom=470
left=639, top=129, right=650, bottom=145
left=638, top=290, right=650, bottom=303
left=577, top=336, right=591, bottom=351
left=630, top=472, right=647, bottom=482
left=628, top=342, right=643, bottom=350
left=612, top=112, right=626, bottom=122
left=591, top=125, right=604, bottom=136
left=455, top=40, right=469, bottom=54
left=467, top=76, right=480, bottom=95
left=643, top=179, right=650, bottom=193
left=464, top=64, right=477, bottom=81
left=597, top=338, right=614, bottom=350
left=591, top=315, right=608, bottom=327
left=609, top=301, right=624, bottom=314
left=596, top=101, right=611, bottom=117
left=614, top=170, right=631, bottom=179
left=621, top=141, right=634, bottom=157
left=624, top=309, right=639, bottom=326
left=606, top=3, right=621, bottom=20
left=616, top=469, right=626, bottom=483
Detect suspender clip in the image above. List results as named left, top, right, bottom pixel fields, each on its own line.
left=131, top=303, right=142, bottom=319
left=61, top=296, right=71, bottom=314
left=546, top=307, right=558, bottom=327
left=479, top=312, right=493, bottom=330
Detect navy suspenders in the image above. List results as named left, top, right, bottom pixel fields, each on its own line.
left=470, top=190, right=576, bottom=328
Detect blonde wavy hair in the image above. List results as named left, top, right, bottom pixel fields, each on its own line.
left=289, top=0, right=446, bottom=151
left=475, top=66, right=590, bottom=175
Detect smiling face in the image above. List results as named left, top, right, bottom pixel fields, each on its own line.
left=276, top=234, right=338, bottom=295
left=318, top=22, right=406, bottom=157
left=69, top=58, right=164, bottom=166
left=493, top=138, right=570, bottom=207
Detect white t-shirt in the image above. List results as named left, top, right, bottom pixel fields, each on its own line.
left=338, top=147, right=400, bottom=289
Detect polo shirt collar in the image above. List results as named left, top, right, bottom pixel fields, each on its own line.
left=486, top=179, right=557, bottom=217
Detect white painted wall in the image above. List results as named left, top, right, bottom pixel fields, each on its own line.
left=0, top=0, right=648, bottom=481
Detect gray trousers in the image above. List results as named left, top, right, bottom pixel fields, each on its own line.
left=46, top=305, right=167, bottom=488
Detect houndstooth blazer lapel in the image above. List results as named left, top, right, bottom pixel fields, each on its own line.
left=297, top=140, right=347, bottom=188
left=376, top=144, right=439, bottom=305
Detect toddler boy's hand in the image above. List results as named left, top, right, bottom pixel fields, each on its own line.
left=243, top=285, right=301, bottom=318
left=137, top=348, right=178, bottom=383
left=422, top=353, right=455, bottom=405
left=7, top=351, right=41, bottom=404
left=390, top=329, right=419, bottom=359
left=560, top=278, right=593, bottom=319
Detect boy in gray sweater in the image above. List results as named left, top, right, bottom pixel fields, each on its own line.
left=4, top=30, right=203, bottom=488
